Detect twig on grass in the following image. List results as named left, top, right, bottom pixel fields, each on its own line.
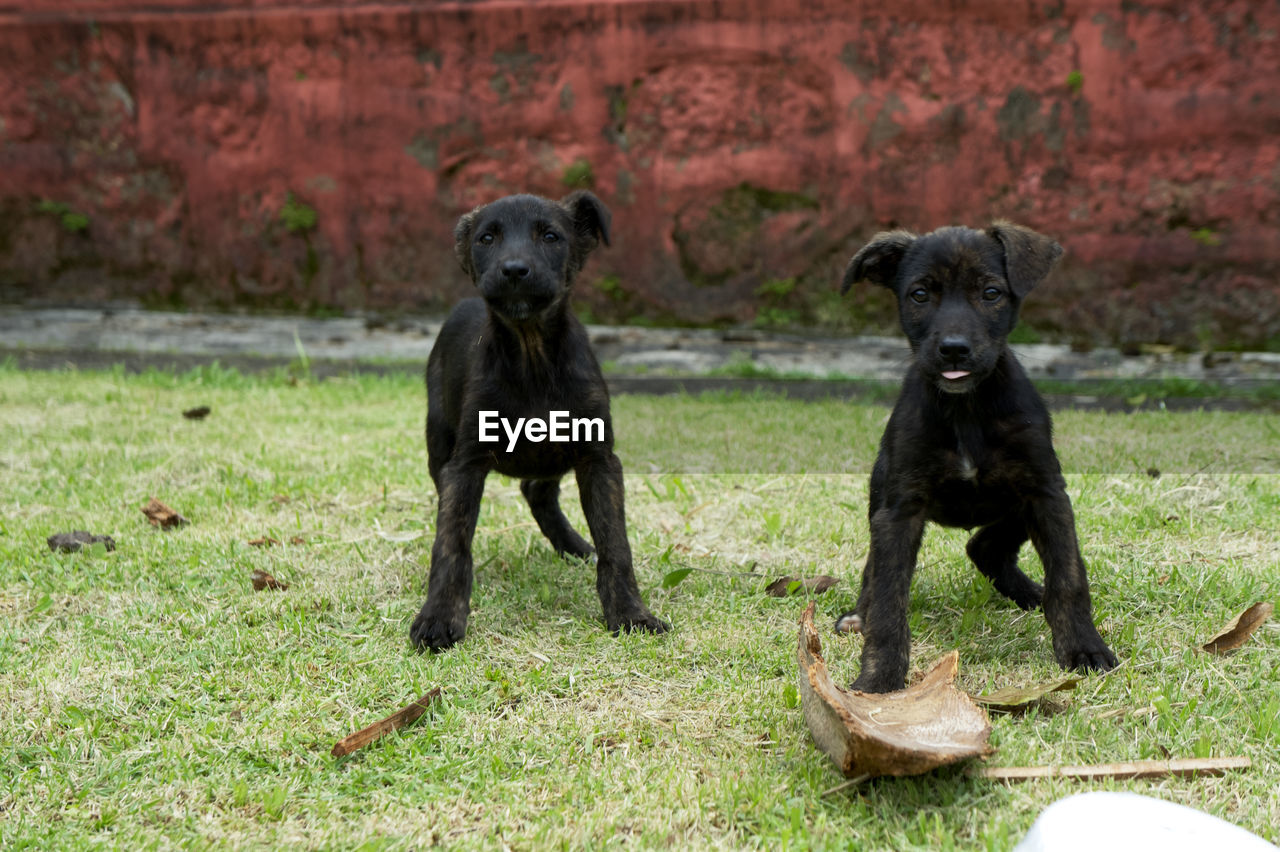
left=820, top=774, right=872, bottom=797
left=978, top=756, right=1251, bottom=783
left=656, top=560, right=766, bottom=579
left=331, top=689, right=443, bottom=757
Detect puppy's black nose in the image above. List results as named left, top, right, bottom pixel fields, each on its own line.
left=500, top=260, right=531, bottom=280
left=939, top=336, right=971, bottom=360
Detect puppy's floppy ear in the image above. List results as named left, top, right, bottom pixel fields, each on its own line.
left=560, top=190, right=612, bottom=251
left=841, top=230, right=916, bottom=294
left=453, top=207, right=480, bottom=279
left=987, top=220, right=1063, bottom=297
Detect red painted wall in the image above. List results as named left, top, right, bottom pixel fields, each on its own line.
left=2, top=1, right=1278, bottom=347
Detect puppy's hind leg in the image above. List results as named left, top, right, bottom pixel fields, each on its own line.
left=966, top=515, right=1044, bottom=610
left=521, top=477, right=594, bottom=560
left=426, top=417, right=454, bottom=489
left=837, top=456, right=888, bottom=635
left=834, top=555, right=874, bottom=635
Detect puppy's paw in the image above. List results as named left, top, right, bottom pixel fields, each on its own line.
left=1056, top=636, right=1118, bottom=674
left=1007, top=581, right=1044, bottom=611
left=410, top=603, right=468, bottom=653
left=607, top=611, right=671, bottom=636
left=850, top=671, right=904, bottom=694
left=834, top=611, right=863, bottom=634
left=558, top=542, right=596, bottom=563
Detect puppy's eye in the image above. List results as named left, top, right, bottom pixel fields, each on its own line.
left=541, top=231, right=560, bottom=244
left=909, top=288, right=930, bottom=304
left=982, top=287, right=1002, bottom=302
left=477, top=233, right=495, bottom=246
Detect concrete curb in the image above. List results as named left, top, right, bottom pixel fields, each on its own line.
left=2, top=308, right=1278, bottom=409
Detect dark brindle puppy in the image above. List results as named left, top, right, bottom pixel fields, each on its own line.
left=835, top=222, right=1118, bottom=692
left=410, top=191, right=669, bottom=652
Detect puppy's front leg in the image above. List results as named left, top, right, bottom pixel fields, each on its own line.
left=1025, top=488, right=1118, bottom=673
left=851, top=502, right=926, bottom=693
left=575, top=452, right=670, bottom=635
left=410, top=459, right=488, bottom=652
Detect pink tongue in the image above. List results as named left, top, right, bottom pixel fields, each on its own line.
left=942, top=370, right=971, bottom=380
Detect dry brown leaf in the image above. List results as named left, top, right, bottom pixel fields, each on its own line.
left=251, top=569, right=289, bottom=591
left=766, top=575, right=840, bottom=597
left=289, top=536, right=306, bottom=545
left=248, top=537, right=281, bottom=548
left=1201, top=601, right=1274, bottom=654
left=47, top=530, right=116, bottom=553
left=182, top=406, right=211, bottom=420
left=796, top=602, right=993, bottom=778
left=972, top=676, right=1081, bottom=712
left=141, top=498, right=188, bottom=529
left=331, top=688, right=442, bottom=757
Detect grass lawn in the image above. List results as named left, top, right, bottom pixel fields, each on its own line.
left=1, top=362, right=1277, bottom=850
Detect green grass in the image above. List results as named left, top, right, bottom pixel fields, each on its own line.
left=1, top=364, right=1277, bottom=849
left=1033, top=377, right=1280, bottom=403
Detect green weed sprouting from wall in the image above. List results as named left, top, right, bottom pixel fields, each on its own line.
left=36, top=200, right=89, bottom=233
left=561, top=158, right=595, bottom=189
left=1190, top=227, right=1221, bottom=247
left=280, top=193, right=318, bottom=233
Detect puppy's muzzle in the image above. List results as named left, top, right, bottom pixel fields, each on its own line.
left=935, top=335, right=975, bottom=389
left=500, top=259, right=530, bottom=281
left=481, top=261, right=556, bottom=321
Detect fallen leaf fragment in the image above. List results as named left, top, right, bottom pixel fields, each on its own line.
left=248, top=537, right=281, bottom=548
left=661, top=567, right=693, bottom=589
left=979, top=756, right=1250, bottom=783
left=767, top=575, right=840, bottom=597
left=141, top=498, right=188, bottom=529
left=251, top=569, right=289, bottom=591
left=182, top=406, right=211, bottom=420
left=796, top=602, right=993, bottom=778
left=331, top=689, right=442, bottom=757
left=972, top=676, right=1081, bottom=712
left=47, top=531, right=116, bottom=553
left=1201, top=601, right=1273, bottom=654
left=289, top=536, right=305, bottom=545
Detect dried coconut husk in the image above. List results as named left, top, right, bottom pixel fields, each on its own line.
left=797, top=602, right=994, bottom=778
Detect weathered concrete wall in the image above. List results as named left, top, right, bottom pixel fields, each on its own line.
left=1, top=1, right=1278, bottom=347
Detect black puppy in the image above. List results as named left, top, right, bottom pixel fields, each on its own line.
left=410, top=191, right=669, bottom=651
left=835, top=222, right=1117, bottom=693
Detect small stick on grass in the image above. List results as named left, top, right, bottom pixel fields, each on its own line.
left=979, top=756, right=1251, bottom=783
left=820, top=773, right=872, bottom=797
left=331, top=688, right=442, bottom=758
